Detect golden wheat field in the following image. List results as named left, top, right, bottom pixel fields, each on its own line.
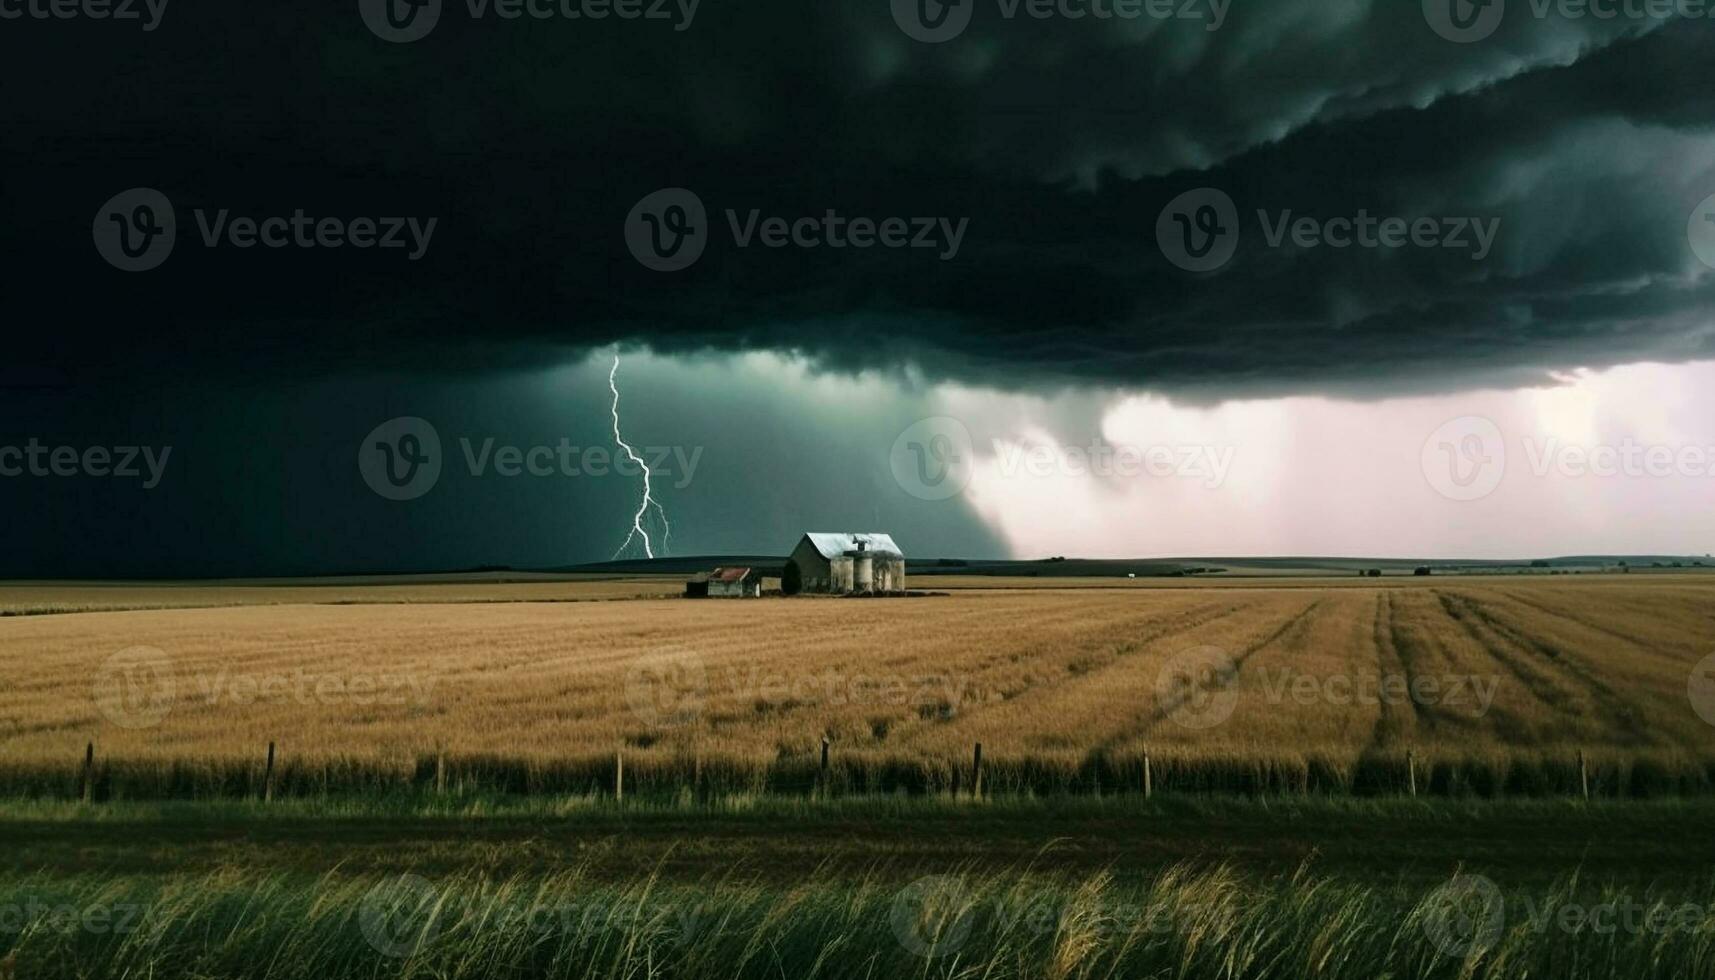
left=1, top=575, right=1712, bottom=798
left=0, top=575, right=677, bottom=616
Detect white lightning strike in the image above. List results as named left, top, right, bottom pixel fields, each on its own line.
left=608, top=353, right=671, bottom=560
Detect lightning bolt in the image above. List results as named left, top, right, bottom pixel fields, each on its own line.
left=608, top=353, right=671, bottom=560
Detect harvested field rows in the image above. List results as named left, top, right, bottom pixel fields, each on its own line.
left=0, top=578, right=1710, bottom=798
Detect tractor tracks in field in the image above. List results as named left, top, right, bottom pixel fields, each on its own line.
left=1104, top=597, right=1327, bottom=748
left=1434, top=590, right=1650, bottom=744
left=1368, top=590, right=1429, bottom=748
left=915, top=598, right=1235, bottom=701
left=904, top=599, right=1254, bottom=748
left=1031, top=598, right=1251, bottom=691
left=1489, top=589, right=1689, bottom=668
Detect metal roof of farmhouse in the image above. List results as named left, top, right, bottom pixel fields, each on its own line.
left=800, top=533, right=904, bottom=559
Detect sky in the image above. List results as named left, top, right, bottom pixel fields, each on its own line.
left=4, top=0, right=1715, bottom=574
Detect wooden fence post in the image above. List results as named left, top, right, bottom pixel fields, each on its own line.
left=1143, top=751, right=1153, bottom=800
left=1407, top=750, right=1417, bottom=798
left=972, top=742, right=984, bottom=800
left=615, top=751, right=624, bottom=803
left=1579, top=750, right=1590, bottom=802
left=80, top=742, right=94, bottom=803
left=820, top=737, right=830, bottom=797
left=434, top=743, right=446, bottom=796
left=263, top=741, right=276, bottom=803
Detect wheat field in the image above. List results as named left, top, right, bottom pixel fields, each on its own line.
left=0, top=575, right=677, bottom=616
left=1, top=576, right=1711, bottom=798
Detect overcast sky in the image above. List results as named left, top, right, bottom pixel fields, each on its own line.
left=4, top=1, right=1715, bottom=574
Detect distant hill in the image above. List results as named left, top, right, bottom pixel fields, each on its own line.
left=562, top=554, right=1714, bottom=579
left=553, top=556, right=790, bottom=576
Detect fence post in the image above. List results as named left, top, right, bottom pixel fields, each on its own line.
left=1407, top=750, right=1417, bottom=798
left=1143, top=751, right=1153, bottom=800
left=615, top=751, right=624, bottom=804
left=80, top=742, right=94, bottom=803
left=434, top=743, right=446, bottom=797
left=972, top=742, right=984, bottom=800
left=264, top=741, right=276, bottom=803
left=1579, top=750, right=1590, bottom=802
left=819, top=737, right=830, bottom=798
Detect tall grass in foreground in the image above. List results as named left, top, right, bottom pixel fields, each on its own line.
left=3, top=865, right=1714, bottom=979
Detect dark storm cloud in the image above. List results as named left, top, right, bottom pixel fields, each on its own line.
left=0, top=359, right=1012, bottom=576
left=5, top=0, right=1715, bottom=395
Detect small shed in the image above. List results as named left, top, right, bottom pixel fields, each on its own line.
left=707, top=566, right=762, bottom=598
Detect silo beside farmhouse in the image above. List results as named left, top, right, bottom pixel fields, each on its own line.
left=783, top=533, right=905, bottom=595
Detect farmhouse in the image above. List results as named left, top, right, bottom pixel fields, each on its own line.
left=706, top=566, right=762, bottom=598
left=785, top=532, right=905, bottom=595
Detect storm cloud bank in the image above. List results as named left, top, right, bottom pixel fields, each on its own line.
left=7, top=0, right=1715, bottom=395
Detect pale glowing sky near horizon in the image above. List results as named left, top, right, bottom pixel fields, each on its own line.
left=914, top=359, right=1715, bottom=560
